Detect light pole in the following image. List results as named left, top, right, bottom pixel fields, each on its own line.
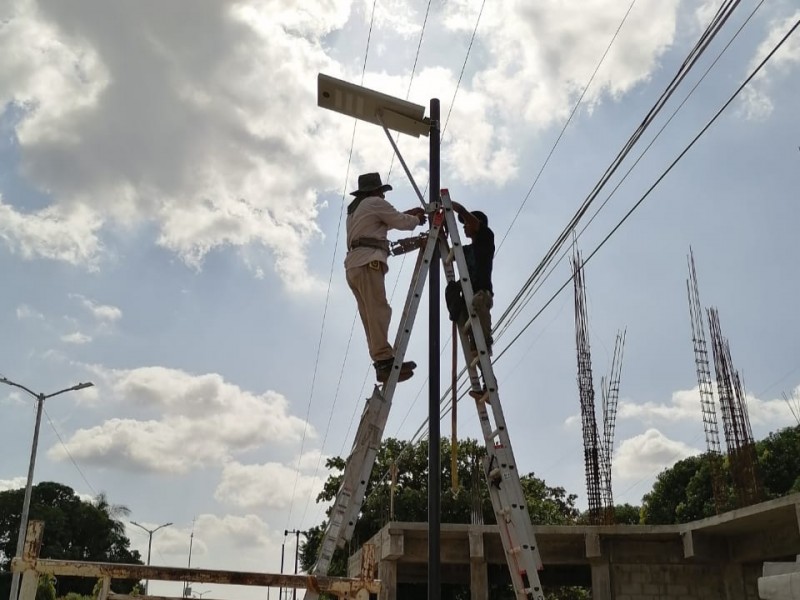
left=1, top=377, right=94, bottom=600
left=317, top=74, right=441, bottom=599
left=284, top=530, right=307, bottom=600
left=130, top=521, right=173, bottom=595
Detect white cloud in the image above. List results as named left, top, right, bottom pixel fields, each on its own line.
left=70, top=294, right=122, bottom=323
left=214, top=461, right=325, bottom=511
left=16, top=304, right=44, bottom=320
left=0, top=477, right=27, bottom=492
left=0, top=0, right=689, bottom=288
left=61, top=331, right=92, bottom=344
left=0, top=198, right=104, bottom=269
left=461, top=0, right=681, bottom=129
left=739, top=10, right=800, bottom=120
left=194, top=513, right=272, bottom=551
left=617, top=385, right=796, bottom=428
left=613, top=428, right=700, bottom=481
left=47, top=366, right=314, bottom=473
left=0, top=0, right=353, bottom=292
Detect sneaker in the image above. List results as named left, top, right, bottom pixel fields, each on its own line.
left=375, top=359, right=416, bottom=383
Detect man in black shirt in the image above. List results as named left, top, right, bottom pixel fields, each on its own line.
left=447, top=202, right=495, bottom=393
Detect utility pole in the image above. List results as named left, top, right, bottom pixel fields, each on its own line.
left=284, top=530, right=306, bottom=600
left=183, top=517, right=196, bottom=597
left=130, top=521, right=173, bottom=595
left=1, top=376, right=94, bottom=600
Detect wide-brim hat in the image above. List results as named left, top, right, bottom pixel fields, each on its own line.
left=350, top=172, right=393, bottom=196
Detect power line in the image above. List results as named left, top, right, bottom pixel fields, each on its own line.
left=497, top=12, right=799, bottom=359
left=495, top=0, right=638, bottom=255
left=43, top=407, right=97, bottom=496
left=283, top=0, right=383, bottom=531
left=493, top=0, right=766, bottom=346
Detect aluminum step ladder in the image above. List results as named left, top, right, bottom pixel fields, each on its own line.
left=306, top=215, right=444, bottom=595
left=439, top=188, right=544, bottom=600
left=307, top=191, right=544, bottom=600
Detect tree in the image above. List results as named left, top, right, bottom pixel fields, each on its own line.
left=0, top=482, right=142, bottom=598
left=301, top=437, right=584, bottom=600
left=613, top=503, right=642, bottom=525
left=640, top=424, right=800, bottom=524
left=757, top=425, right=800, bottom=497
left=641, top=454, right=724, bottom=524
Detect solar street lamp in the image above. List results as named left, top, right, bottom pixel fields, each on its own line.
left=1, top=377, right=94, bottom=600
left=317, top=73, right=442, bottom=599
left=130, top=521, right=173, bottom=595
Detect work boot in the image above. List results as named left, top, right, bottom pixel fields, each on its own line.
left=374, top=358, right=416, bottom=383
left=469, top=386, right=489, bottom=403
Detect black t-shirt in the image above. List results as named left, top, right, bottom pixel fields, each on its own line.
left=463, top=225, right=495, bottom=294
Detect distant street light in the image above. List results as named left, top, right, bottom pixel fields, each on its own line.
left=285, top=529, right=307, bottom=600
left=1, top=377, right=94, bottom=600
left=130, top=521, right=173, bottom=595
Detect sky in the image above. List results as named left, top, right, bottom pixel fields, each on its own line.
left=1, top=0, right=799, bottom=597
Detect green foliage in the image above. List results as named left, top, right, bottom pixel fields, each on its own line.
left=301, top=437, right=583, bottom=600
left=641, top=425, right=800, bottom=524
left=757, top=425, right=800, bottom=498
left=37, top=574, right=56, bottom=600
left=60, top=593, right=94, bottom=600
left=0, top=483, right=143, bottom=596
left=613, top=503, right=642, bottom=524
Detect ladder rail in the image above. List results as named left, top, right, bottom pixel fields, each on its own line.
left=309, top=192, right=545, bottom=600
left=307, top=220, right=443, bottom=589
left=439, top=190, right=544, bottom=599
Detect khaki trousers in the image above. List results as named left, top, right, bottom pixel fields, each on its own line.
left=346, top=261, right=393, bottom=362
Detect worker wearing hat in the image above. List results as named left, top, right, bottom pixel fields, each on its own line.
left=345, top=172, right=426, bottom=383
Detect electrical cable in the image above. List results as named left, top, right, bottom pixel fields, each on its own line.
left=283, top=0, right=382, bottom=531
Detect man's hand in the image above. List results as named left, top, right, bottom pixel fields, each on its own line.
left=404, top=207, right=427, bottom=225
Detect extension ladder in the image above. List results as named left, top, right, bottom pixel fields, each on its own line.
left=306, top=190, right=543, bottom=600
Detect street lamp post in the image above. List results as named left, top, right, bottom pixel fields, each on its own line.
left=284, top=530, right=307, bottom=600
left=1, top=377, right=94, bottom=600
left=317, top=73, right=442, bottom=599
left=130, top=521, right=173, bottom=595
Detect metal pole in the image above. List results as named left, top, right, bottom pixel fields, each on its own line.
left=279, top=532, right=286, bottom=600
left=130, top=521, right=172, bottom=596
left=2, top=377, right=93, bottom=600
left=184, top=521, right=195, bottom=597
left=8, top=394, right=44, bottom=600
left=293, top=531, right=300, bottom=600
left=146, top=533, right=153, bottom=595
left=428, top=97, right=441, bottom=600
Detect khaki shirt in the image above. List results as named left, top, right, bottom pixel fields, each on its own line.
left=344, top=196, right=420, bottom=271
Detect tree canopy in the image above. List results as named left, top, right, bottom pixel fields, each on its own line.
left=301, top=437, right=584, bottom=599
left=641, top=424, right=800, bottom=524
left=0, top=482, right=142, bottom=598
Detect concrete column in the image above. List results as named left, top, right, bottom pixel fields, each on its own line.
left=378, top=559, right=397, bottom=600
left=590, top=561, right=612, bottom=600
left=470, top=559, right=488, bottom=600
left=723, top=563, right=746, bottom=600
left=469, top=529, right=488, bottom=600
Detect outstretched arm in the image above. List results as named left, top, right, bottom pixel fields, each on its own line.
left=451, top=201, right=481, bottom=231
left=403, top=207, right=427, bottom=226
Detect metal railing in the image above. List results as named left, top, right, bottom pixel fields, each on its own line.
left=11, top=522, right=378, bottom=600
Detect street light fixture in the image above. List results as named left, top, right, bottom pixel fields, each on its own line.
left=1, top=377, right=94, bottom=600
left=130, top=521, right=173, bottom=595
left=316, top=73, right=442, bottom=600
left=284, top=530, right=307, bottom=600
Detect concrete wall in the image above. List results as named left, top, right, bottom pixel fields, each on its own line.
left=349, top=493, right=799, bottom=600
